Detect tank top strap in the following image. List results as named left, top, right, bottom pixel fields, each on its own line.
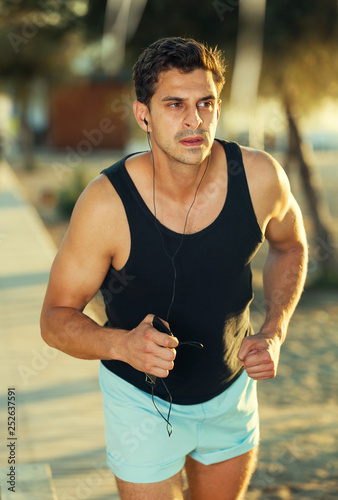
left=220, top=140, right=263, bottom=240
left=100, top=154, right=147, bottom=232
left=221, top=140, right=249, bottom=196
left=101, top=155, right=132, bottom=202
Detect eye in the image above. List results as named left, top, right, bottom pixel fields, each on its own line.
left=168, top=102, right=183, bottom=108
left=198, top=101, right=213, bottom=109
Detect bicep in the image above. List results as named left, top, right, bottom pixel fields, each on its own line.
left=265, top=193, right=307, bottom=253
left=43, top=179, right=114, bottom=312
left=44, top=234, right=111, bottom=312
left=244, top=147, right=307, bottom=254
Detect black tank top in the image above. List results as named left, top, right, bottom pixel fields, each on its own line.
left=100, top=140, right=264, bottom=404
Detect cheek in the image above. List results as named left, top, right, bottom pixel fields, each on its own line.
left=202, top=108, right=218, bottom=126
left=212, top=111, right=220, bottom=129
left=154, top=120, right=180, bottom=144
left=151, top=125, right=175, bottom=151
left=154, top=113, right=176, bottom=130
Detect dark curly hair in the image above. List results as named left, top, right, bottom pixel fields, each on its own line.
left=133, top=37, right=226, bottom=107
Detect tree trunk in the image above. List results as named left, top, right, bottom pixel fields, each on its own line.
left=283, top=118, right=298, bottom=177
left=284, top=98, right=337, bottom=279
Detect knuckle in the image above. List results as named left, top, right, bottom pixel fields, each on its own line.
left=144, top=342, right=154, bottom=354
left=143, top=329, right=153, bottom=342
left=143, top=344, right=152, bottom=354
left=262, top=351, right=271, bottom=362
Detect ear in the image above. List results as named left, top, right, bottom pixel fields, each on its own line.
left=133, top=101, right=151, bottom=132
left=216, top=99, right=222, bottom=121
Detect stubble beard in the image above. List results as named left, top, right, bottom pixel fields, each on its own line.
left=152, top=129, right=212, bottom=168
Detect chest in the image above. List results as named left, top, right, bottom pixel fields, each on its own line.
left=146, top=175, right=229, bottom=235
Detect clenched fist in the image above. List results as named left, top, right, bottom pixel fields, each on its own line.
left=237, top=332, right=282, bottom=380
left=119, top=314, right=179, bottom=378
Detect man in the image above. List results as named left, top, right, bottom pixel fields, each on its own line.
left=41, top=37, right=308, bottom=500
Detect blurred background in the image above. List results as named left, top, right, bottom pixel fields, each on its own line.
left=1, top=1, right=338, bottom=499
left=1, top=0, right=338, bottom=283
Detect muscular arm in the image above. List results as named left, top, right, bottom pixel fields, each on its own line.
left=40, top=175, right=177, bottom=376
left=238, top=151, right=308, bottom=379
left=261, top=194, right=308, bottom=343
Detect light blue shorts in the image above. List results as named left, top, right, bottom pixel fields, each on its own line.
left=99, top=363, right=259, bottom=484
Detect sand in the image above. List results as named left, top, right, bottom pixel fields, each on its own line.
left=246, top=288, right=338, bottom=499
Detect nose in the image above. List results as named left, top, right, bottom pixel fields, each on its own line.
left=183, top=105, right=203, bottom=130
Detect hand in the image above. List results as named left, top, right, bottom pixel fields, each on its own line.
left=237, top=332, right=281, bottom=380
left=120, top=314, right=178, bottom=378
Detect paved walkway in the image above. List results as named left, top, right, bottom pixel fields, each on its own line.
left=0, top=160, right=118, bottom=499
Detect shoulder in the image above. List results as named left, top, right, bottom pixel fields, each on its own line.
left=73, top=172, right=122, bottom=219
left=240, top=146, right=289, bottom=197
left=239, top=146, right=291, bottom=233
left=77, top=151, right=151, bottom=219
left=64, top=168, right=129, bottom=250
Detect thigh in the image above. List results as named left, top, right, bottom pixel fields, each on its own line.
left=116, top=471, right=185, bottom=500
left=185, top=446, right=258, bottom=500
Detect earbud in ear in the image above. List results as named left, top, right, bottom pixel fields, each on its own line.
left=144, top=118, right=148, bottom=126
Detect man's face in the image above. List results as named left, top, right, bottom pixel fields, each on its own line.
left=148, top=68, right=221, bottom=166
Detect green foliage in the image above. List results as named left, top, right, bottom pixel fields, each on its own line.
left=126, top=0, right=338, bottom=111
left=307, top=272, right=338, bottom=290
left=1, top=0, right=336, bottom=111
left=0, top=0, right=88, bottom=82
left=57, top=169, right=87, bottom=218
left=264, top=0, right=337, bottom=48
left=125, top=0, right=239, bottom=70
left=84, top=0, right=107, bottom=41
left=261, top=0, right=338, bottom=109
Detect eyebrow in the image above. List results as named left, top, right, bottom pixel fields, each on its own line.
left=161, top=94, right=216, bottom=102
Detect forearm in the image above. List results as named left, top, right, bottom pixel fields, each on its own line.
left=40, top=306, right=127, bottom=360
left=260, top=243, right=308, bottom=343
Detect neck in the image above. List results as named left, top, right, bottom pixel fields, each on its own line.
left=151, top=152, right=211, bottom=202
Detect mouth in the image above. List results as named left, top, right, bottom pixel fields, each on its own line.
left=179, top=136, right=204, bottom=147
